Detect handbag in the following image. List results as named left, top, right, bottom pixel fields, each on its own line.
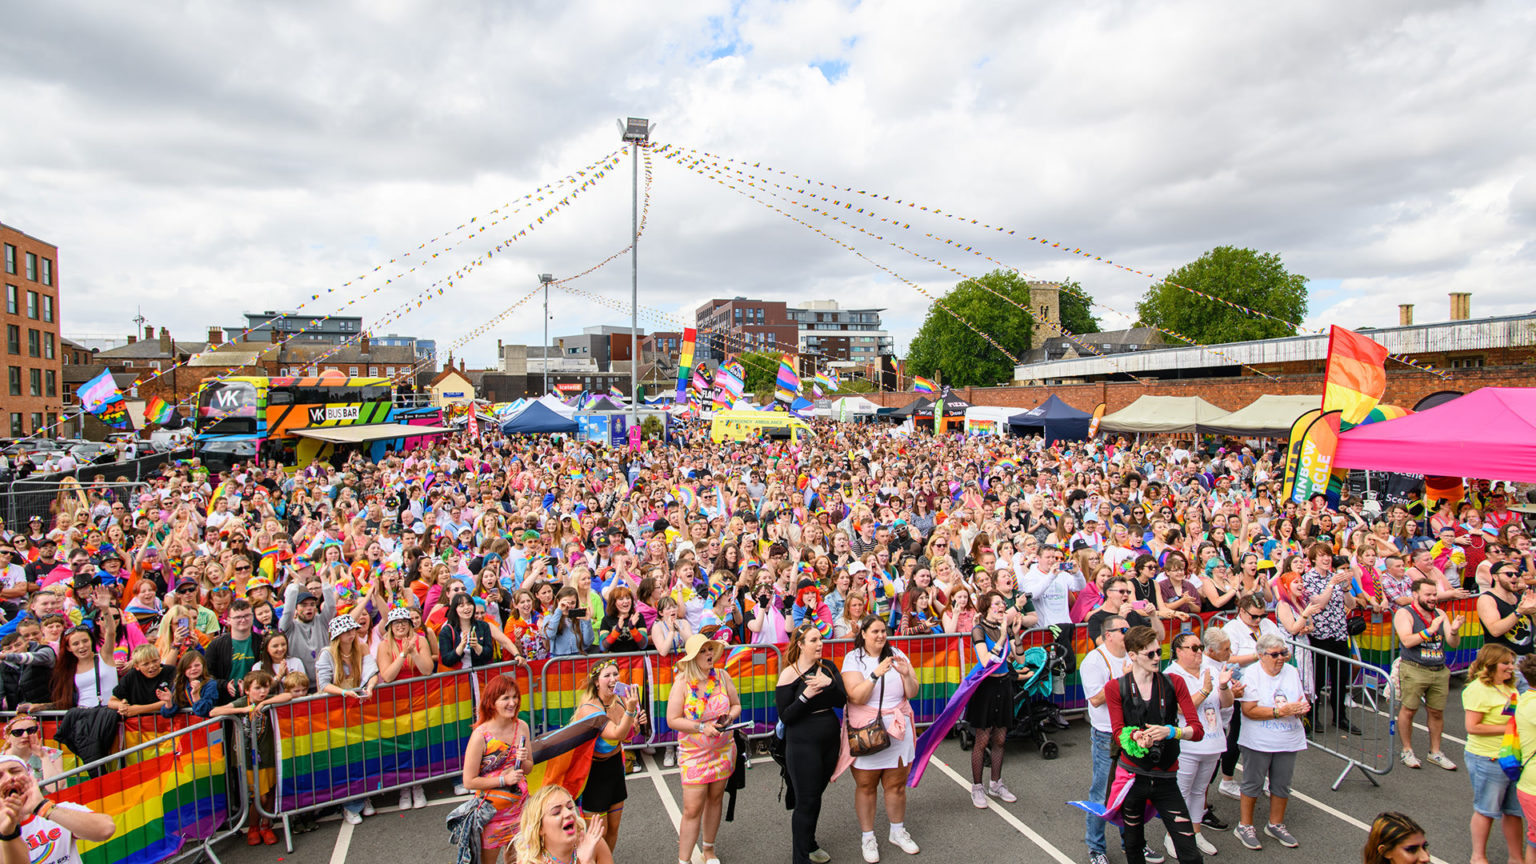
left=1346, top=614, right=1367, bottom=637
left=846, top=662, right=891, bottom=758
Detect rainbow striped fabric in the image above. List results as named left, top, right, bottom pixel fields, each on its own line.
left=775, top=354, right=801, bottom=404
left=912, top=376, right=936, bottom=394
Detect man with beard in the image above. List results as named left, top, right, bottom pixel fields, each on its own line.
left=0, top=754, right=115, bottom=862
left=1393, top=578, right=1462, bottom=770
left=1477, top=561, right=1536, bottom=689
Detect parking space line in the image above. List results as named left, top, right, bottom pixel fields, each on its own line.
left=329, top=818, right=354, bottom=864
left=928, top=756, right=1075, bottom=864
left=639, top=752, right=684, bottom=829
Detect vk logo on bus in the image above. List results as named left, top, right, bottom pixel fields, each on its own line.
left=215, top=390, right=243, bottom=409
left=308, top=405, right=361, bottom=424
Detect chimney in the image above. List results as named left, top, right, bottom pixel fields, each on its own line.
left=1449, top=292, right=1471, bottom=321
left=159, top=328, right=172, bottom=354
left=207, top=327, right=224, bottom=346
left=459, top=357, right=466, bottom=372
left=144, top=325, right=154, bottom=341
left=127, top=333, right=137, bottom=345
left=1398, top=304, right=1414, bottom=326
left=359, top=333, right=370, bottom=355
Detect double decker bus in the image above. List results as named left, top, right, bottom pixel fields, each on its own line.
left=193, top=373, right=394, bottom=468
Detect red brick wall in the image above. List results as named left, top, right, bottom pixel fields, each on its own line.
left=862, top=366, right=1536, bottom=413
left=1, top=224, right=63, bottom=436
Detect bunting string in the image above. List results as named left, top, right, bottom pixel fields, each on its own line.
left=663, top=144, right=1449, bottom=380
left=667, top=149, right=1279, bottom=382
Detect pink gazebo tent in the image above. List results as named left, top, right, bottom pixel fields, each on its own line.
left=1333, top=387, right=1536, bottom=481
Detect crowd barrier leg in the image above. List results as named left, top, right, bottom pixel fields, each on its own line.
left=1286, top=637, right=1398, bottom=790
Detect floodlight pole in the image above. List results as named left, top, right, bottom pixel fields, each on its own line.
left=620, top=117, right=651, bottom=424
left=538, top=273, right=554, bottom=395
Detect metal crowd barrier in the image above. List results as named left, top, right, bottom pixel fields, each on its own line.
left=1284, top=637, right=1399, bottom=790
left=259, top=663, right=480, bottom=853
left=42, top=715, right=247, bottom=864
left=820, top=634, right=970, bottom=729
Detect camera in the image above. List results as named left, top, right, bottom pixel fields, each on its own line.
left=1144, top=741, right=1166, bottom=763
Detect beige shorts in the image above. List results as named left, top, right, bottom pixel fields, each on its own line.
left=1399, top=659, right=1449, bottom=712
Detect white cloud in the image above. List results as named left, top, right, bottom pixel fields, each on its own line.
left=1, top=0, right=1532, bottom=368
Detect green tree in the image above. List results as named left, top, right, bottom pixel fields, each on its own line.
left=1136, top=246, right=1307, bottom=344
left=736, top=350, right=783, bottom=398
left=1059, top=278, right=1101, bottom=336
left=906, top=270, right=1037, bottom=388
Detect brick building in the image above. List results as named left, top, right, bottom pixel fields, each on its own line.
left=694, top=298, right=797, bottom=362
left=2, top=222, right=63, bottom=437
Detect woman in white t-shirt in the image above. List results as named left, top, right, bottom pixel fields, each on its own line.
left=1164, top=630, right=1236, bottom=858
left=1232, top=633, right=1309, bottom=851
left=837, top=615, right=920, bottom=863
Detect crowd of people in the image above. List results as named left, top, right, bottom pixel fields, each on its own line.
left=0, top=417, right=1524, bottom=864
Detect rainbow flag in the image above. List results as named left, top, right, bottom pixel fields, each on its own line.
left=774, top=354, right=800, bottom=404
left=674, top=327, right=697, bottom=403
left=1322, top=326, right=1389, bottom=431
left=205, top=481, right=229, bottom=518
left=273, top=674, right=477, bottom=811
left=524, top=712, right=606, bottom=800
left=813, top=371, right=836, bottom=392
left=97, top=400, right=133, bottom=430
left=144, top=396, right=176, bottom=425
left=52, top=718, right=228, bottom=864
left=912, top=376, right=936, bottom=394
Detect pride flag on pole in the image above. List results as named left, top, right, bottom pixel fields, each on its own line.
left=1321, top=326, right=1389, bottom=431
left=912, top=376, right=936, bottom=394
left=77, top=369, right=123, bottom=413
left=144, top=396, right=176, bottom=425
left=674, top=327, right=697, bottom=404
left=775, top=354, right=800, bottom=404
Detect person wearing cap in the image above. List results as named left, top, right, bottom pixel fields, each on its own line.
left=280, top=578, right=336, bottom=683
left=317, top=615, right=380, bottom=825
left=666, top=633, right=740, bottom=864
left=377, top=607, right=434, bottom=811
left=0, top=752, right=116, bottom=859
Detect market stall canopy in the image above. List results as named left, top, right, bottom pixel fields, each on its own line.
left=1197, top=394, right=1321, bottom=438
left=889, top=396, right=934, bottom=417
left=1007, top=395, right=1092, bottom=443
left=831, top=396, right=882, bottom=416
left=289, top=423, right=452, bottom=444
left=1099, top=395, right=1228, bottom=435
left=963, top=405, right=1016, bottom=432
left=1333, top=388, right=1536, bottom=480
left=582, top=396, right=625, bottom=412
left=924, top=392, right=972, bottom=415
left=499, top=402, right=579, bottom=435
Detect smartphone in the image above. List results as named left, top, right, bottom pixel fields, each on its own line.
left=613, top=682, right=633, bottom=699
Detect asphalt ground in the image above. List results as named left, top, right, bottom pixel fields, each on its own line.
left=219, top=682, right=1480, bottom=864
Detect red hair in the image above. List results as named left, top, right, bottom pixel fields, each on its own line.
left=477, top=674, right=522, bottom=726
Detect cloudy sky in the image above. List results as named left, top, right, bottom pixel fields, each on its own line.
left=2, top=0, right=1532, bottom=370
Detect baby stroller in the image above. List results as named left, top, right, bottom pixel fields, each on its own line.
left=956, top=642, right=1070, bottom=760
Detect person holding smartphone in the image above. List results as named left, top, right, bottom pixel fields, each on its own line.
left=572, top=660, right=642, bottom=854
left=544, top=587, right=595, bottom=657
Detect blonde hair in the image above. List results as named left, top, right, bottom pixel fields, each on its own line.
left=513, top=784, right=584, bottom=864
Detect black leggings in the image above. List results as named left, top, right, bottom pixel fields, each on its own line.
left=1120, top=772, right=1201, bottom=864
left=1310, top=635, right=1350, bottom=724
left=971, top=727, right=1007, bottom=784
left=785, top=712, right=841, bottom=864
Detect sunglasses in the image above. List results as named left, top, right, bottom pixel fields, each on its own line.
left=177, top=587, right=198, bottom=594
left=1178, top=643, right=1204, bottom=653
left=1138, top=649, right=1160, bottom=660
left=1109, top=626, right=1130, bottom=635
left=8, top=727, right=40, bottom=737
left=1264, top=650, right=1292, bottom=659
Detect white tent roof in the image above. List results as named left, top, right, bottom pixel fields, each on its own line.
left=1198, top=394, right=1320, bottom=437
left=830, top=396, right=881, bottom=416
left=963, top=406, right=1016, bottom=423
left=503, top=393, right=576, bottom=422
left=1099, top=395, right=1228, bottom=434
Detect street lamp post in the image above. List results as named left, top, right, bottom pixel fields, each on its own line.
left=539, top=273, right=554, bottom=395
left=618, top=116, right=651, bottom=424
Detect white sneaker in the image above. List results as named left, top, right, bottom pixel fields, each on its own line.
left=1164, top=833, right=1177, bottom=861
left=1195, top=832, right=1218, bottom=856
left=971, top=783, right=988, bottom=808
left=360, top=800, right=375, bottom=816
left=453, top=783, right=468, bottom=795
left=664, top=748, right=677, bottom=768
left=988, top=780, right=1016, bottom=803
left=809, top=850, right=831, bottom=864
left=398, top=789, right=413, bottom=811
left=1218, top=778, right=1241, bottom=800
left=1426, top=750, right=1458, bottom=771
left=888, top=827, right=919, bottom=855
left=343, top=808, right=362, bottom=825
left=412, top=786, right=428, bottom=809
left=1400, top=749, right=1421, bottom=769
left=861, top=835, right=880, bottom=863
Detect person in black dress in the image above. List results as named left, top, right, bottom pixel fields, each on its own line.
left=967, top=591, right=1018, bottom=808
left=775, top=623, right=847, bottom=864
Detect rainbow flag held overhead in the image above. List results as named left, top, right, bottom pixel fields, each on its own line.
left=674, top=327, right=697, bottom=403
left=711, top=361, right=745, bottom=410
left=98, top=401, right=133, bottom=430
left=774, top=354, right=800, bottom=404
left=524, top=712, right=606, bottom=800
left=912, top=376, right=936, bottom=394
left=144, top=396, right=176, bottom=425
left=1322, top=326, right=1389, bottom=431
left=205, top=481, right=230, bottom=518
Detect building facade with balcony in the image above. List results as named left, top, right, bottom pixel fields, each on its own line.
left=788, top=300, right=894, bottom=368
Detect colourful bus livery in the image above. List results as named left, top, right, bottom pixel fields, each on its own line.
left=194, top=374, right=394, bottom=467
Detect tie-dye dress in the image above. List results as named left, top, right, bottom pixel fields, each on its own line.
left=678, top=670, right=737, bottom=786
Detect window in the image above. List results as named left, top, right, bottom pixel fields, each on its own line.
left=29, top=413, right=41, bottom=433
left=39, top=258, right=51, bottom=286
left=27, top=330, right=38, bottom=357
left=1450, top=356, right=1485, bottom=369
left=45, top=413, right=56, bottom=430
left=5, top=284, right=14, bottom=314
left=7, top=367, right=19, bottom=395
left=24, top=253, right=36, bottom=281
left=29, top=368, right=41, bottom=396
left=5, top=326, right=16, bottom=354
left=348, top=366, right=358, bottom=376
left=2, top=245, right=13, bottom=275
left=62, top=384, right=73, bottom=403
left=43, top=333, right=52, bottom=360
left=734, top=308, right=742, bottom=323
left=384, top=366, right=394, bottom=376
left=8, top=414, right=20, bottom=437
left=26, top=291, right=37, bottom=319
left=41, top=296, right=52, bottom=323
left=150, top=361, right=161, bottom=371
left=44, top=370, right=55, bottom=397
